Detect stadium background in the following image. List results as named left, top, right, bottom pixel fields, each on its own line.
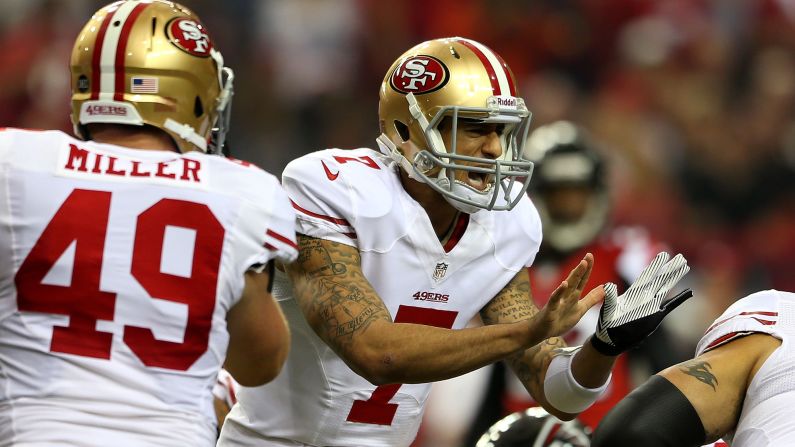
left=1, top=0, right=794, bottom=360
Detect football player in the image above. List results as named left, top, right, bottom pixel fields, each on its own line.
left=593, top=289, right=794, bottom=446
left=219, top=37, right=692, bottom=447
left=419, top=121, right=686, bottom=446
left=0, top=1, right=296, bottom=445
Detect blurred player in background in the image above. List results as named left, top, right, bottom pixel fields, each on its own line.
left=219, top=37, right=691, bottom=447
left=593, top=289, right=794, bottom=446
left=419, top=121, right=689, bottom=446
left=0, top=1, right=296, bottom=445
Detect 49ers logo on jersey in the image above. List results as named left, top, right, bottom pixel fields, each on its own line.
left=390, top=55, right=449, bottom=94
left=166, top=17, right=213, bottom=57
left=413, top=291, right=449, bottom=303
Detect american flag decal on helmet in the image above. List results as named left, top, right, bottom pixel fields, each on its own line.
left=131, top=77, right=158, bottom=93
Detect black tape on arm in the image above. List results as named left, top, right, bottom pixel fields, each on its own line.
left=592, top=375, right=706, bottom=447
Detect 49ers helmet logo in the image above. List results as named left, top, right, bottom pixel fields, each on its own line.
left=390, top=55, right=449, bottom=95
left=166, top=17, right=213, bottom=57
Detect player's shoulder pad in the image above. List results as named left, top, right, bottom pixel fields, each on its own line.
left=193, top=153, right=283, bottom=202
left=0, top=127, right=67, bottom=147
left=505, top=190, right=542, bottom=243
left=0, top=129, right=77, bottom=164
left=478, top=190, right=542, bottom=269
left=697, top=289, right=785, bottom=356
left=282, top=148, right=396, bottom=221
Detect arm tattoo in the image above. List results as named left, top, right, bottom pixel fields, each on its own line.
left=289, top=235, right=390, bottom=354
left=508, top=337, right=567, bottom=398
left=480, top=272, right=566, bottom=399
left=480, top=272, right=538, bottom=325
left=680, top=360, right=718, bottom=391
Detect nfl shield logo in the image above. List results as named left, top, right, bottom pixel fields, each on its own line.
left=433, top=262, right=448, bottom=281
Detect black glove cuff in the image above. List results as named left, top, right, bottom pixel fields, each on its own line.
left=590, top=335, right=623, bottom=356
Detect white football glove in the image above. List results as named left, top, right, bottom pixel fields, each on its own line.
left=590, top=252, right=693, bottom=356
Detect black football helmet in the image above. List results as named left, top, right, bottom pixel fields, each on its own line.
left=523, top=121, right=608, bottom=255
left=475, top=407, right=591, bottom=447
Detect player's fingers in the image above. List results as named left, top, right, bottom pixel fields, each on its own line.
left=564, top=259, right=588, bottom=292
left=579, top=284, right=605, bottom=312
left=653, top=254, right=690, bottom=300
left=632, top=252, right=669, bottom=291
left=601, top=282, right=618, bottom=318
left=575, top=253, right=594, bottom=292
left=547, top=280, right=569, bottom=307
left=661, top=288, right=694, bottom=313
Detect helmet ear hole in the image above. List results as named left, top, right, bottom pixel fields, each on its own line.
left=194, top=96, right=204, bottom=117
left=394, top=120, right=410, bottom=142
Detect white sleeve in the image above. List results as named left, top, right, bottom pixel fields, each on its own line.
left=514, top=193, right=542, bottom=268
left=0, top=130, right=14, bottom=322
left=213, top=368, right=239, bottom=407
left=281, top=154, right=358, bottom=248
left=696, top=290, right=782, bottom=356
left=238, top=175, right=298, bottom=270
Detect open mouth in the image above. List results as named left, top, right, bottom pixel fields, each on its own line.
left=466, top=171, right=493, bottom=191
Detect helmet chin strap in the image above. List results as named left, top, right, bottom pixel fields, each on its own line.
left=376, top=134, right=423, bottom=180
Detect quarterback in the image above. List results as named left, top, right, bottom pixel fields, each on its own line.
left=0, top=1, right=296, bottom=445
left=220, top=37, right=691, bottom=447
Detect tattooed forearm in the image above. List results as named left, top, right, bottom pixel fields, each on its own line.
left=288, top=235, right=391, bottom=354
left=294, top=236, right=349, bottom=278
left=680, top=360, right=718, bottom=391
left=508, top=337, right=567, bottom=398
left=316, top=278, right=388, bottom=339
left=481, top=273, right=538, bottom=324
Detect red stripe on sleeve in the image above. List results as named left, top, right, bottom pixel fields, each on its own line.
left=704, top=331, right=753, bottom=352
left=113, top=3, right=149, bottom=101
left=266, top=229, right=298, bottom=250
left=90, top=9, right=116, bottom=100
left=290, top=200, right=351, bottom=226
left=705, top=311, right=778, bottom=334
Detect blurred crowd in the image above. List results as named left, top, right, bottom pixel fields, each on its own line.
left=2, top=0, right=794, bottom=349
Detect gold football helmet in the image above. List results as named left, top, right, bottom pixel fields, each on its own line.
left=377, top=37, right=534, bottom=212
left=70, top=0, right=233, bottom=154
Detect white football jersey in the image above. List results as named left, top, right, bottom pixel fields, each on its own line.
left=0, top=129, right=297, bottom=446
left=696, top=289, right=795, bottom=447
left=220, top=148, right=541, bottom=447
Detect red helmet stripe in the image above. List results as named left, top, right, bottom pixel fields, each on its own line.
left=492, top=51, right=517, bottom=96
left=114, top=3, right=149, bottom=101
left=456, top=39, right=499, bottom=94
left=90, top=10, right=116, bottom=100
left=456, top=39, right=514, bottom=96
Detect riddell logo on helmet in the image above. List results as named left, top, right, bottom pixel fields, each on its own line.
left=390, top=55, right=449, bottom=95
left=85, top=104, right=128, bottom=116
left=496, top=97, right=516, bottom=107
left=166, top=17, right=213, bottom=57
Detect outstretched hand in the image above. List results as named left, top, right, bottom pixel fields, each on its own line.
left=531, top=253, right=605, bottom=342
left=591, top=252, right=693, bottom=356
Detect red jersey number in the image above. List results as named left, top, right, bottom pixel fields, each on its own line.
left=15, top=189, right=224, bottom=371
left=345, top=305, right=458, bottom=426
